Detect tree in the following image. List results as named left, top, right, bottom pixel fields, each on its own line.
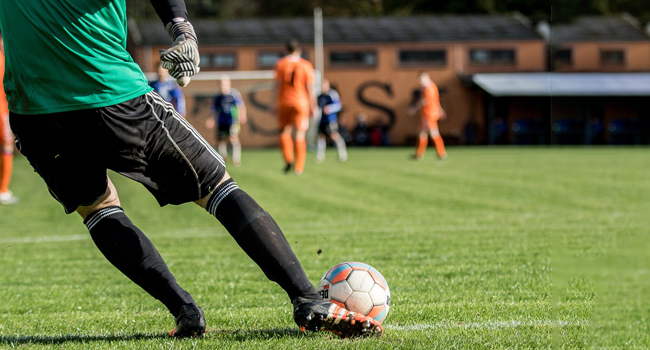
left=127, top=0, right=650, bottom=23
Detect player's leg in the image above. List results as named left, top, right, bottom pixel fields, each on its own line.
left=77, top=177, right=204, bottom=337
left=229, top=124, right=242, bottom=167
left=278, top=107, right=294, bottom=173
left=195, top=177, right=383, bottom=338
left=216, top=126, right=229, bottom=163
left=315, top=135, right=326, bottom=164
left=329, top=123, right=347, bottom=162
left=429, top=123, right=447, bottom=159
left=9, top=106, right=204, bottom=337
left=415, top=129, right=428, bottom=160
left=332, top=133, right=348, bottom=162
left=217, top=140, right=228, bottom=163
left=293, top=113, right=309, bottom=175
left=230, top=137, right=241, bottom=167
left=294, top=129, right=306, bottom=175
left=278, top=107, right=294, bottom=172
left=0, top=113, right=17, bottom=204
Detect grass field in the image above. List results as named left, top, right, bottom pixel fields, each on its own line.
left=0, top=147, right=648, bottom=349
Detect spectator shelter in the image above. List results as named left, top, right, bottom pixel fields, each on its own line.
left=474, top=73, right=650, bottom=144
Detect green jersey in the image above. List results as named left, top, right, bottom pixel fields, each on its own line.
left=0, top=0, right=152, bottom=114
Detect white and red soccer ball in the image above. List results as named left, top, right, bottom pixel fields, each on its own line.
left=317, top=262, right=391, bottom=323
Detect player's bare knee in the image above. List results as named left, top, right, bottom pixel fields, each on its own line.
left=76, top=182, right=121, bottom=220
left=431, top=129, right=441, bottom=137
left=194, top=171, right=231, bottom=209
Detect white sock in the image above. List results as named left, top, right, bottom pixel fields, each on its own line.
left=334, top=137, right=347, bottom=161
left=316, top=137, right=326, bottom=161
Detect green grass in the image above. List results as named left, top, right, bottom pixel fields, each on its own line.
left=0, top=147, right=648, bottom=349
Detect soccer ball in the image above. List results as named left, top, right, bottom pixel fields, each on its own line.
left=317, top=262, right=391, bottom=323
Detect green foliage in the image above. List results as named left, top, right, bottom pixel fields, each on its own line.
left=0, top=147, right=648, bottom=348
left=128, top=0, right=650, bottom=23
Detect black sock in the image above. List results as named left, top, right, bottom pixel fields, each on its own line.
left=84, top=206, right=195, bottom=317
left=207, top=179, right=320, bottom=302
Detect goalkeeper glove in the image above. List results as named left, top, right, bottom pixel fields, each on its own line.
left=159, top=18, right=200, bottom=87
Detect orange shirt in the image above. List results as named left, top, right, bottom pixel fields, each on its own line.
left=421, top=82, right=440, bottom=121
left=0, top=51, right=8, bottom=116
left=274, top=55, right=314, bottom=111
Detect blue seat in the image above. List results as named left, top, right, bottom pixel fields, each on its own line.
left=512, top=119, right=546, bottom=145
left=608, top=119, right=640, bottom=145
left=552, top=119, right=585, bottom=145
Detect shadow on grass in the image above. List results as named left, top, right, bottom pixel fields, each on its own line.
left=207, top=327, right=304, bottom=340
left=0, top=328, right=308, bottom=345
left=0, top=333, right=166, bottom=345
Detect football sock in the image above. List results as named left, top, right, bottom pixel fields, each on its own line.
left=294, top=138, right=306, bottom=174
left=207, top=179, right=320, bottom=301
left=0, top=152, right=13, bottom=194
left=232, top=140, right=241, bottom=164
left=432, top=134, right=447, bottom=158
left=316, top=137, right=326, bottom=161
left=217, top=142, right=228, bottom=160
left=280, top=132, right=294, bottom=165
left=334, top=137, right=347, bottom=160
left=416, top=135, right=428, bottom=158
left=84, top=206, right=195, bottom=317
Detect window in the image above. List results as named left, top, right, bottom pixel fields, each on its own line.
left=258, top=52, right=283, bottom=68
left=399, top=50, right=446, bottom=66
left=212, top=53, right=237, bottom=68
left=469, top=49, right=515, bottom=64
left=198, top=53, right=237, bottom=69
left=554, top=49, right=572, bottom=66
left=600, top=50, right=624, bottom=65
left=330, top=51, right=377, bottom=67
left=199, top=54, right=211, bottom=68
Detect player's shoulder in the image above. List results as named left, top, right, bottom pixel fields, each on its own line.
left=277, top=55, right=295, bottom=66
left=299, top=57, right=314, bottom=69
left=231, top=88, right=242, bottom=97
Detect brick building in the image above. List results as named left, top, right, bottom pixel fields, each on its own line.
left=128, top=14, right=650, bottom=146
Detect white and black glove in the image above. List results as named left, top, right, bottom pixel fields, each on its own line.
left=159, top=18, right=199, bottom=87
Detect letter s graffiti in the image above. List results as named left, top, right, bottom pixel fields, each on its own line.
left=356, top=81, right=396, bottom=129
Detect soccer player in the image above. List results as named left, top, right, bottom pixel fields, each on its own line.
left=0, top=32, right=17, bottom=205
left=271, top=39, right=316, bottom=175
left=0, top=0, right=381, bottom=339
left=205, top=76, right=247, bottom=167
left=316, top=79, right=347, bottom=163
left=150, top=62, right=187, bottom=116
left=409, top=71, right=447, bottom=160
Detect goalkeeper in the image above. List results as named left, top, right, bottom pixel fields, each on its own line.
left=0, top=0, right=381, bottom=339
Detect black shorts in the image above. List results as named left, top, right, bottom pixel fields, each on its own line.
left=217, top=122, right=240, bottom=140
left=318, top=121, right=339, bottom=136
left=10, top=91, right=226, bottom=214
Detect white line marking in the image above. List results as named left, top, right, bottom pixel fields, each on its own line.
left=386, top=320, right=588, bottom=331
left=0, top=219, right=625, bottom=245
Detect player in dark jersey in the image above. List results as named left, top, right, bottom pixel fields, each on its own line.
left=316, top=79, right=347, bottom=163
left=205, top=76, right=246, bottom=167
left=150, top=62, right=187, bottom=116
left=0, top=0, right=382, bottom=339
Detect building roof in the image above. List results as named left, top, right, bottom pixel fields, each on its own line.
left=131, top=15, right=542, bottom=46
left=473, top=73, right=650, bottom=96
left=551, top=15, right=648, bottom=44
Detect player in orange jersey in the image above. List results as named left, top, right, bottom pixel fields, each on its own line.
left=0, top=32, right=18, bottom=204
left=409, top=71, right=447, bottom=160
left=271, top=39, right=316, bottom=175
